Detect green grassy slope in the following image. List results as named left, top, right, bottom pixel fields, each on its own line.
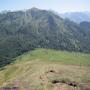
left=0, top=49, right=90, bottom=90
left=15, top=48, right=90, bottom=66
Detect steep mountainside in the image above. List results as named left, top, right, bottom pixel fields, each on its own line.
left=0, top=8, right=90, bottom=67
left=80, top=21, right=90, bottom=38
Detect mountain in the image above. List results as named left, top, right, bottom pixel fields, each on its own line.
left=0, top=8, right=90, bottom=67
left=60, top=12, right=90, bottom=23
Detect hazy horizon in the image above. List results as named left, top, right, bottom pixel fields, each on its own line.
left=0, top=0, right=90, bottom=13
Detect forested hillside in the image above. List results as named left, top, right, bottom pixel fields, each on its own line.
left=0, top=8, right=90, bottom=67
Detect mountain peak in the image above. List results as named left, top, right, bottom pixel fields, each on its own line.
left=30, top=7, right=40, bottom=11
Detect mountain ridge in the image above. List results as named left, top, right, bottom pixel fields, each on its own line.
left=60, top=11, right=90, bottom=23
left=0, top=8, right=90, bottom=67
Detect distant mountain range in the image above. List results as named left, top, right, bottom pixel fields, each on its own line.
left=0, top=8, right=90, bottom=67
left=60, top=12, right=90, bottom=23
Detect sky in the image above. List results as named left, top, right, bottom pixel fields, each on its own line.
left=0, top=0, right=90, bottom=13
